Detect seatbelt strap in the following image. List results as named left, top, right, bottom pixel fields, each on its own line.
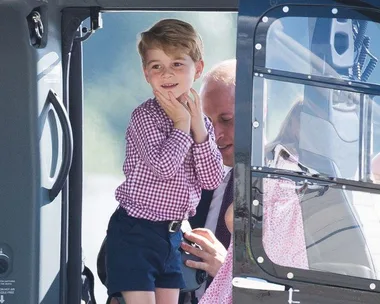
left=190, top=291, right=198, bottom=304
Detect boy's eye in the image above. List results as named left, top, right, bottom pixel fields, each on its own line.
left=152, top=64, right=161, bottom=69
left=173, top=62, right=183, bottom=67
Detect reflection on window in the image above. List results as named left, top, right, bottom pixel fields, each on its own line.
left=266, top=17, right=380, bottom=85
left=260, top=78, right=380, bottom=183
left=259, top=174, right=380, bottom=280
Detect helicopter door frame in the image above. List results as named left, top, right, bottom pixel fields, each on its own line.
left=234, top=0, right=380, bottom=303
left=61, top=3, right=239, bottom=304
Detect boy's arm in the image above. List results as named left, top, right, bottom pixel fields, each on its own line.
left=130, top=107, right=193, bottom=180
left=192, top=116, right=224, bottom=190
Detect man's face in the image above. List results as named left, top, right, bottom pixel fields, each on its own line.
left=143, top=48, right=203, bottom=99
left=202, top=81, right=235, bottom=167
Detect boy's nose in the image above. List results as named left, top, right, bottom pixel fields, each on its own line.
left=161, top=67, right=174, bottom=77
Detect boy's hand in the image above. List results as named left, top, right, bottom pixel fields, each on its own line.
left=182, top=88, right=208, bottom=143
left=155, top=90, right=191, bottom=134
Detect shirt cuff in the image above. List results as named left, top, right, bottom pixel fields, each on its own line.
left=192, top=134, right=214, bottom=156
left=171, top=128, right=194, bottom=151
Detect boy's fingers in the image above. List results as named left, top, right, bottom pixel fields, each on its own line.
left=154, top=91, right=169, bottom=106
left=183, top=94, right=195, bottom=112
left=184, top=94, right=194, bottom=104
left=190, top=88, right=200, bottom=104
left=154, top=90, right=168, bottom=101
left=168, top=91, right=179, bottom=104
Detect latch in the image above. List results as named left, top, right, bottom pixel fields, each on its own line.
left=77, top=8, right=103, bottom=43
left=288, top=288, right=300, bottom=304
left=27, top=10, right=44, bottom=48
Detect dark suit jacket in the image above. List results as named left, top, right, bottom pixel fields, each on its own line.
left=178, top=189, right=214, bottom=304
left=189, top=190, right=214, bottom=229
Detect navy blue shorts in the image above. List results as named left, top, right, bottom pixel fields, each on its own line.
left=106, top=207, right=185, bottom=296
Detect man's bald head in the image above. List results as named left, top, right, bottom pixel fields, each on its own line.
left=200, top=59, right=236, bottom=94
left=201, top=59, right=236, bottom=167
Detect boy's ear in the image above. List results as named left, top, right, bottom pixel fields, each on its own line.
left=143, top=66, right=150, bottom=83
left=194, top=60, right=204, bottom=81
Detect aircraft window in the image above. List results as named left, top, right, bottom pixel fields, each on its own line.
left=250, top=7, right=380, bottom=290
left=81, top=11, right=237, bottom=303
left=252, top=175, right=380, bottom=282
left=253, top=78, right=380, bottom=183
left=264, top=16, right=380, bottom=86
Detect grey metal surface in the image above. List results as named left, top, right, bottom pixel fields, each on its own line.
left=59, top=0, right=238, bottom=10
left=0, top=1, right=67, bottom=303
left=0, top=3, right=41, bottom=304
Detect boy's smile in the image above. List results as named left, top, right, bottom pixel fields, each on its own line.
left=161, top=83, right=179, bottom=89
left=143, top=48, right=203, bottom=99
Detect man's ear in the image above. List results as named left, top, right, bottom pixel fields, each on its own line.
left=225, top=202, right=234, bottom=233
left=194, top=60, right=205, bottom=81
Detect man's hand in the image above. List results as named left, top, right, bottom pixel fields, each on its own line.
left=181, top=228, right=227, bottom=278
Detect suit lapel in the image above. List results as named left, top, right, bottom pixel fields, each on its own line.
left=189, top=189, right=214, bottom=229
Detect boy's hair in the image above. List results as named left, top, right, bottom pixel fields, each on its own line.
left=138, top=19, right=204, bottom=66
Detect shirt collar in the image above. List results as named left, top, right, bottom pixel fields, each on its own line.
left=223, top=166, right=233, bottom=181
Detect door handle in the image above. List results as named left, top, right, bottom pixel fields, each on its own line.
left=232, top=277, right=286, bottom=291
left=46, top=89, right=73, bottom=201
left=233, top=277, right=301, bottom=303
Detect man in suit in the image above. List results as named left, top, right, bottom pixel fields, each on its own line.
left=179, top=59, right=236, bottom=304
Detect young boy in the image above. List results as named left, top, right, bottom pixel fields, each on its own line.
left=106, top=19, right=224, bottom=304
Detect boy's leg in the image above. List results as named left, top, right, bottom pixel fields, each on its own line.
left=155, top=288, right=180, bottom=304
left=155, top=231, right=185, bottom=304
left=106, top=209, right=157, bottom=301
left=121, top=291, right=155, bottom=304
left=108, top=297, right=126, bottom=304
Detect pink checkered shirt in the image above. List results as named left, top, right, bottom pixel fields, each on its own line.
left=115, top=98, right=224, bottom=221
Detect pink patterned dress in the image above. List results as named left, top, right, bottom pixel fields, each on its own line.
left=262, top=156, right=308, bottom=269
left=199, top=240, right=233, bottom=304
left=199, top=156, right=308, bottom=303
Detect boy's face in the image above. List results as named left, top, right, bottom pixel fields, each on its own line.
left=143, top=48, right=204, bottom=99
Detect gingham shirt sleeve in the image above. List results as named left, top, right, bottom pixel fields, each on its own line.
left=129, top=107, right=193, bottom=180
left=192, top=115, right=224, bottom=190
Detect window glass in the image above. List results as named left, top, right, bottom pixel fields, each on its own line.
left=265, top=16, right=380, bottom=85
left=251, top=12, right=380, bottom=285
left=263, top=79, right=380, bottom=183
left=257, top=175, right=380, bottom=280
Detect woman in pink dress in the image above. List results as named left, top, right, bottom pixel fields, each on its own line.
left=199, top=203, right=234, bottom=304
left=199, top=153, right=309, bottom=304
